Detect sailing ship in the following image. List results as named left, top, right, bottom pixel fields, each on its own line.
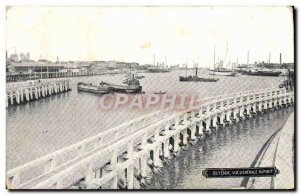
left=179, top=62, right=219, bottom=82
left=209, top=43, right=237, bottom=76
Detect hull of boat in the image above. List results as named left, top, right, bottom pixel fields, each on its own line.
left=209, top=70, right=237, bottom=76
left=179, top=76, right=218, bottom=82
left=77, top=86, right=109, bottom=94
left=77, top=84, right=109, bottom=94
left=241, top=71, right=282, bottom=77
left=113, top=86, right=143, bottom=93
left=148, top=69, right=170, bottom=73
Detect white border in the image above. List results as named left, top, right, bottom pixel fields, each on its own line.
left=1, top=1, right=298, bottom=195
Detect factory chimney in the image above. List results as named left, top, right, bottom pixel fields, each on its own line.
left=279, top=53, right=282, bottom=65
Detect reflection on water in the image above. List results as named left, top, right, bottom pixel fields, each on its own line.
left=145, top=107, right=294, bottom=189
left=6, top=70, right=283, bottom=170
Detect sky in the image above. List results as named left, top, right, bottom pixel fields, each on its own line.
left=6, top=6, right=294, bottom=67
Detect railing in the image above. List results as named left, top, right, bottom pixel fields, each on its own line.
left=6, top=109, right=172, bottom=187
left=7, top=87, right=293, bottom=189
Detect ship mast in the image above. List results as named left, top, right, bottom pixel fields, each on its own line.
left=247, top=51, right=249, bottom=67
left=213, top=44, right=216, bottom=73
left=223, top=42, right=228, bottom=68
left=193, top=60, right=197, bottom=76
left=165, top=55, right=167, bottom=68
left=186, top=59, right=188, bottom=77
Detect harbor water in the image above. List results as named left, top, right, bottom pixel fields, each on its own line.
left=7, top=69, right=290, bottom=188
left=145, top=106, right=293, bottom=189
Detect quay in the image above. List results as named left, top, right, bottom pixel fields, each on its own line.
left=7, top=72, right=100, bottom=82
left=6, top=79, right=71, bottom=107
left=6, top=87, right=294, bottom=189
left=243, top=112, right=294, bottom=189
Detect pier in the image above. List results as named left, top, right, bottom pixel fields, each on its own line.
left=6, top=79, right=71, bottom=107
left=6, top=87, right=294, bottom=189
left=6, top=71, right=100, bottom=82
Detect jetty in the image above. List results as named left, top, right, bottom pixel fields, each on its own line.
left=6, top=87, right=294, bottom=189
left=6, top=79, right=71, bottom=107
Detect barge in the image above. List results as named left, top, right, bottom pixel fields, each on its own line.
left=77, top=81, right=110, bottom=94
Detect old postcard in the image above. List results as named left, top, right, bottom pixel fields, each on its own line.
left=6, top=6, right=295, bottom=190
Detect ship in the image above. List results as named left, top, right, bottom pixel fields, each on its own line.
left=241, top=68, right=282, bottom=77
left=179, top=63, right=219, bottom=82
left=209, top=43, right=237, bottom=76
left=209, top=67, right=237, bottom=76
left=123, top=72, right=144, bottom=84
left=147, top=55, right=171, bottom=73
left=77, top=70, right=143, bottom=94
left=147, top=66, right=170, bottom=73
left=241, top=52, right=283, bottom=77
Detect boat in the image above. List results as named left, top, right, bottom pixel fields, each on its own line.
left=117, top=71, right=142, bottom=93
left=154, top=91, right=167, bottom=95
left=179, top=63, right=219, bottom=82
left=77, top=81, right=110, bottom=94
left=147, top=67, right=170, bottom=73
left=241, top=52, right=282, bottom=77
left=209, top=67, right=237, bottom=76
left=123, top=72, right=144, bottom=84
left=148, top=55, right=171, bottom=73
left=179, top=75, right=218, bottom=82
left=110, top=82, right=142, bottom=93
left=209, top=43, right=237, bottom=76
left=77, top=72, right=142, bottom=94
left=241, top=68, right=282, bottom=77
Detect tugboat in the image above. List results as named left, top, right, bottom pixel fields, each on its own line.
left=123, top=72, right=144, bottom=84
left=179, top=63, right=218, bottom=82
left=113, top=77, right=142, bottom=93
